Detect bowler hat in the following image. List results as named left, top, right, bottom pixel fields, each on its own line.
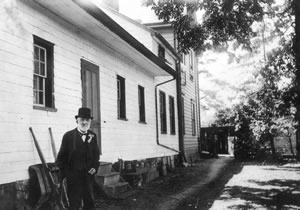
left=75, top=107, right=93, bottom=119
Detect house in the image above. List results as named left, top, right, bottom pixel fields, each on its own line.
left=0, top=0, right=180, bottom=207
left=100, top=1, right=202, bottom=162
left=145, top=22, right=201, bottom=162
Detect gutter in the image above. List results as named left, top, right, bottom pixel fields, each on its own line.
left=155, top=76, right=180, bottom=154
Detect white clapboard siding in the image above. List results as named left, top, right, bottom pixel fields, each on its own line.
left=0, top=0, right=178, bottom=184
left=181, top=55, right=200, bottom=157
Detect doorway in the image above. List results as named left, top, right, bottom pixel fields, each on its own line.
left=81, top=59, right=101, bottom=154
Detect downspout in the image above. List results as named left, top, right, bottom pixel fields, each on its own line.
left=155, top=76, right=180, bottom=154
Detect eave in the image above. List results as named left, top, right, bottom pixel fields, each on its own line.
left=32, top=0, right=177, bottom=77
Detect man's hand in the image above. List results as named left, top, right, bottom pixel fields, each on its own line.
left=88, top=168, right=96, bottom=175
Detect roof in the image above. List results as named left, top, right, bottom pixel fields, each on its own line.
left=33, top=0, right=177, bottom=77
left=98, top=3, right=179, bottom=60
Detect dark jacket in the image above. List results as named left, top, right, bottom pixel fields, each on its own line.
left=56, top=128, right=100, bottom=176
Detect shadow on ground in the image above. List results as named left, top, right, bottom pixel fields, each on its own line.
left=94, top=157, right=242, bottom=210
left=213, top=162, right=300, bottom=210
left=174, top=158, right=243, bottom=210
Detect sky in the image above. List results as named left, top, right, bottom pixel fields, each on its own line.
left=119, top=0, right=159, bottom=23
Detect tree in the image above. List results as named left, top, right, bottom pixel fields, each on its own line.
left=145, top=0, right=300, bottom=159
left=215, top=38, right=297, bottom=159
left=293, top=0, right=300, bottom=159
left=143, top=0, right=275, bottom=54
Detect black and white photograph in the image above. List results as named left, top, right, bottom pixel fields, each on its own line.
left=0, top=0, right=299, bottom=209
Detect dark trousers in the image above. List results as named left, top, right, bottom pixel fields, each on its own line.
left=67, top=169, right=95, bottom=210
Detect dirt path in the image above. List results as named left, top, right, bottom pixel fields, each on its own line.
left=95, top=156, right=242, bottom=210
left=173, top=157, right=242, bottom=210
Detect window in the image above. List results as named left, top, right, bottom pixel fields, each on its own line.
left=33, top=36, right=54, bottom=109
left=169, top=96, right=175, bottom=135
left=180, top=53, right=186, bottom=65
left=191, top=99, right=196, bottom=136
left=182, top=96, right=185, bottom=135
left=189, top=51, right=194, bottom=69
left=181, top=71, right=186, bottom=86
left=138, top=85, right=146, bottom=122
left=117, top=75, right=126, bottom=119
left=158, top=45, right=165, bottom=59
left=189, top=51, right=194, bottom=81
left=159, top=91, right=167, bottom=134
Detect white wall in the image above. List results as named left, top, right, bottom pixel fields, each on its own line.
left=0, top=0, right=178, bottom=184
left=181, top=51, right=200, bottom=157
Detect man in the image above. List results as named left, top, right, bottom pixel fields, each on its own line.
left=56, top=107, right=100, bottom=210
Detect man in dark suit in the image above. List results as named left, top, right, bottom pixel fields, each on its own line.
left=56, top=107, right=100, bottom=210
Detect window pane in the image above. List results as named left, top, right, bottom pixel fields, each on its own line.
left=33, top=76, right=37, bottom=89
left=40, top=63, right=45, bottom=76
left=117, top=76, right=126, bottom=119
left=117, top=80, right=120, bottom=99
left=39, top=91, right=44, bottom=104
left=40, top=48, right=45, bottom=62
left=38, top=77, right=44, bottom=91
left=34, top=46, right=39, bottom=60
left=34, top=61, right=39, bottom=74
left=33, top=90, right=38, bottom=104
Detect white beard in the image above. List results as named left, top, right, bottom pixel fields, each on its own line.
left=78, top=124, right=90, bottom=133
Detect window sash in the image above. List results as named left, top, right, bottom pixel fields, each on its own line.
left=34, top=45, right=47, bottom=77
left=160, top=91, right=167, bottom=133
left=33, top=75, right=45, bottom=105
left=169, top=96, right=175, bottom=134
left=33, top=45, right=47, bottom=106
left=191, top=100, right=196, bottom=136
left=117, top=76, right=126, bottom=119
left=138, top=86, right=145, bottom=122
left=158, top=45, right=165, bottom=59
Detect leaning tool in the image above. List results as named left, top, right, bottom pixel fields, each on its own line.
left=29, top=127, right=68, bottom=209
left=49, top=127, right=70, bottom=208
left=48, top=127, right=57, bottom=160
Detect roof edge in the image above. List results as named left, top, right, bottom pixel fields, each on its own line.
left=72, top=0, right=177, bottom=77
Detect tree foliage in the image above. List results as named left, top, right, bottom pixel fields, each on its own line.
left=143, top=0, right=275, bottom=54
left=144, top=0, right=299, bottom=158
left=214, top=37, right=297, bottom=158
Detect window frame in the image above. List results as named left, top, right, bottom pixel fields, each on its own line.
left=191, top=99, right=196, bottom=136
left=169, top=95, right=176, bottom=135
left=117, top=75, right=127, bottom=120
left=180, top=53, right=186, bottom=65
left=138, top=85, right=146, bottom=123
left=159, top=91, right=167, bottom=134
left=33, top=35, right=56, bottom=111
left=189, top=51, right=194, bottom=81
left=158, top=45, right=165, bottom=60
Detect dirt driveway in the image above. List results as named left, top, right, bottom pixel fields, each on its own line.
left=95, top=156, right=240, bottom=210
left=95, top=157, right=300, bottom=210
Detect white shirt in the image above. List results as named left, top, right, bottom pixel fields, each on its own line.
left=77, top=128, right=88, bottom=142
